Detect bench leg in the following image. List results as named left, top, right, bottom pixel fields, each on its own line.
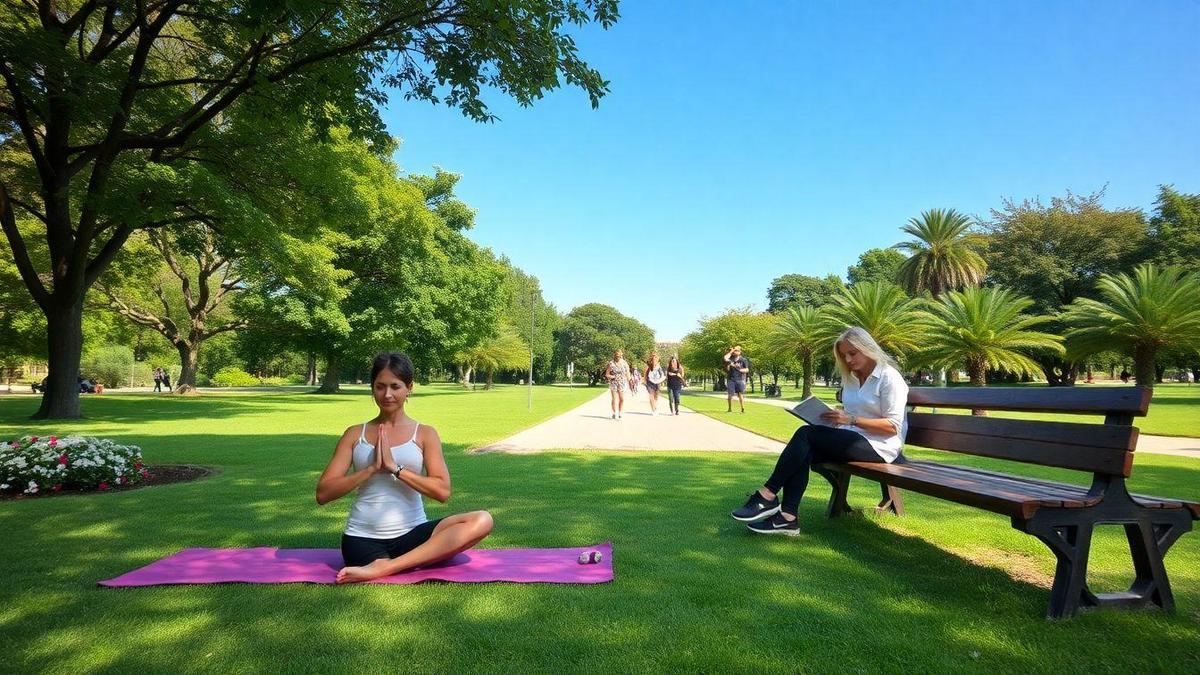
left=875, top=483, right=904, bottom=516
left=813, top=466, right=852, bottom=518
left=1025, top=509, right=1192, bottom=619
left=1029, top=521, right=1095, bottom=619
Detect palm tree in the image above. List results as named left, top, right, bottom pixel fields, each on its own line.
left=456, top=324, right=530, bottom=389
left=765, top=305, right=836, bottom=398
left=894, top=208, right=987, bottom=297
left=918, top=286, right=1063, bottom=386
left=825, top=282, right=931, bottom=365
left=1064, top=265, right=1200, bottom=388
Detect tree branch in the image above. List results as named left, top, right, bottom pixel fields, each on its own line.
left=0, top=182, right=50, bottom=310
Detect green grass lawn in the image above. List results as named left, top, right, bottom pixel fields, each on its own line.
left=2, top=385, right=1199, bottom=672
left=733, top=382, right=1200, bottom=437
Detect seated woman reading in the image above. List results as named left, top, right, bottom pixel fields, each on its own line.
left=317, top=352, right=493, bottom=583
left=730, top=326, right=909, bottom=535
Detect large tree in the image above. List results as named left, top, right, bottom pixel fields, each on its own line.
left=499, top=258, right=561, bottom=384
left=918, top=286, right=1063, bottom=387
left=847, top=248, right=907, bottom=287
left=0, top=1, right=618, bottom=418
left=1145, top=185, right=1200, bottom=268
left=766, top=273, right=845, bottom=313
left=824, top=282, right=929, bottom=366
left=1064, top=265, right=1200, bottom=388
left=980, top=189, right=1146, bottom=385
left=553, top=303, right=654, bottom=385
left=678, top=308, right=772, bottom=389
left=764, top=305, right=834, bottom=398
left=894, top=208, right=986, bottom=297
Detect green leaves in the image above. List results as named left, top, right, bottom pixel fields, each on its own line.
left=824, top=282, right=931, bottom=361
left=1063, top=265, right=1200, bottom=386
left=895, top=208, right=987, bottom=297
left=917, top=286, right=1063, bottom=385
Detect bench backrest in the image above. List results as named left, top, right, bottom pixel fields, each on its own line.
left=903, top=387, right=1151, bottom=477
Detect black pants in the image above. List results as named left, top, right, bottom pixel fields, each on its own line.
left=766, top=425, right=884, bottom=516
left=341, top=518, right=444, bottom=567
left=667, top=386, right=682, bottom=413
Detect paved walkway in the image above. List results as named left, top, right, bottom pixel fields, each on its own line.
left=696, top=393, right=1200, bottom=459
left=475, top=391, right=784, bottom=454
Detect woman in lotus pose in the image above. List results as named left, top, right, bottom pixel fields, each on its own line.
left=317, top=352, right=493, bottom=583
left=730, top=326, right=908, bottom=536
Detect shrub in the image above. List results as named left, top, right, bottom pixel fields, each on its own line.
left=81, top=345, right=133, bottom=388
left=284, top=374, right=308, bottom=385
left=211, top=367, right=259, bottom=387
left=1, top=435, right=147, bottom=495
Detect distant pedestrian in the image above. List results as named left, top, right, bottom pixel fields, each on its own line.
left=153, top=367, right=164, bottom=393
left=1120, top=369, right=1130, bottom=384
left=724, top=345, right=750, bottom=413
left=162, top=369, right=172, bottom=391
left=629, top=366, right=641, bottom=395
left=605, top=349, right=631, bottom=420
left=666, top=356, right=686, bottom=415
left=644, top=352, right=666, bottom=416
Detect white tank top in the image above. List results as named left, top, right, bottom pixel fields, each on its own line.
left=344, top=422, right=428, bottom=539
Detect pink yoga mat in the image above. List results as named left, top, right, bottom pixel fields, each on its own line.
left=98, top=542, right=613, bottom=587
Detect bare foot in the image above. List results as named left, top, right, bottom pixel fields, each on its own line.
left=335, top=565, right=382, bottom=584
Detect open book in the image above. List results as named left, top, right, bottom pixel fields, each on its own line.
left=787, top=395, right=837, bottom=426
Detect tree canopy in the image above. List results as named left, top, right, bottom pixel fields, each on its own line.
left=554, top=303, right=654, bottom=383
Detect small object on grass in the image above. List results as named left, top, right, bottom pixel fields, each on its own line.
left=577, top=550, right=603, bottom=565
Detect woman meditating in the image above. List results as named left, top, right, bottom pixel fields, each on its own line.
left=730, top=326, right=909, bottom=536
left=317, top=352, right=493, bottom=583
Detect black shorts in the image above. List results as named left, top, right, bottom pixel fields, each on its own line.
left=341, top=518, right=444, bottom=567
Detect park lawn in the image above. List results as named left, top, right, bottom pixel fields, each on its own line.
left=736, top=382, right=1199, bottom=437
left=0, top=387, right=1197, bottom=672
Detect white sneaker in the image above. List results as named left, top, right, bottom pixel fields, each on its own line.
left=611, top=413, right=616, bottom=420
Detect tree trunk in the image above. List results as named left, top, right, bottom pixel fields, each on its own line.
left=173, top=340, right=201, bottom=395
left=485, top=370, right=494, bottom=390
left=1133, top=344, right=1157, bottom=388
left=801, top=354, right=814, bottom=399
left=307, top=353, right=317, bottom=386
left=1154, top=363, right=1166, bottom=384
left=317, top=353, right=341, bottom=393
left=33, top=298, right=85, bottom=419
left=1040, top=358, right=1078, bottom=387
left=1191, top=365, right=1199, bottom=384
left=969, top=358, right=987, bottom=416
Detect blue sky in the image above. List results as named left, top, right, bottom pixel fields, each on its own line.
left=379, top=1, right=1200, bottom=342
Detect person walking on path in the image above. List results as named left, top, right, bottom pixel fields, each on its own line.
left=316, top=352, right=494, bottom=582
left=162, top=368, right=172, bottom=392
left=666, top=355, right=686, bottom=416
left=629, top=365, right=641, bottom=395
left=730, top=326, right=909, bottom=536
left=153, top=367, right=164, bottom=393
left=605, top=348, right=631, bottom=420
left=644, top=352, right=666, bottom=416
left=724, top=345, right=750, bottom=413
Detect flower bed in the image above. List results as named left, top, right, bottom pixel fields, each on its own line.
left=1, top=435, right=148, bottom=496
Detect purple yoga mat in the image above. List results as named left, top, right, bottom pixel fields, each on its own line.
left=98, top=542, right=613, bottom=587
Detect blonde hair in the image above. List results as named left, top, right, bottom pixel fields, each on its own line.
left=833, top=326, right=898, bottom=380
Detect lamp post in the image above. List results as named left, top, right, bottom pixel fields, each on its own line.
left=527, top=290, right=535, bottom=410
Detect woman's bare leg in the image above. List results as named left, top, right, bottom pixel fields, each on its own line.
left=336, top=511, right=494, bottom=583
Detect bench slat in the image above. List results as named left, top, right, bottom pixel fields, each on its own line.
left=906, top=413, right=1135, bottom=475
left=906, top=386, right=1151, bottom=416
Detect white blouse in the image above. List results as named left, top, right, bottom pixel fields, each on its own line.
left=840, top=362, right=909, bottom=463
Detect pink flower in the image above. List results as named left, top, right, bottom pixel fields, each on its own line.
left=58, top=454, right=68, bottom=466
left=52, top=484, right=62, bottom=492
left=117, top=475, right=127, bottom=485
left=134, top=461, right=143, bottom=470
left=30, top=436, right=38, bottom=442
left=48, top=438, right=57, bottom=448
left=139, top=468, right=149, bottom=478
left=98, top=482, right=110, bottom=491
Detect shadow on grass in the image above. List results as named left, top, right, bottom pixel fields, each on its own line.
left=3, top=446, right=1198, bottom=671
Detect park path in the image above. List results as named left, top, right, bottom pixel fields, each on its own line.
left=474, top=390, right=784, bottom=454
left=695, top=393, right=1200, bottom=459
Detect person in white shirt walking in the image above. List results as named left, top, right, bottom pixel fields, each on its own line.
left=729, top=327, right=909, bottom=536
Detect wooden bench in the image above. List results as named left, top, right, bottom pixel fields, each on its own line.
left=814, top=387, right=1199, bottom=619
